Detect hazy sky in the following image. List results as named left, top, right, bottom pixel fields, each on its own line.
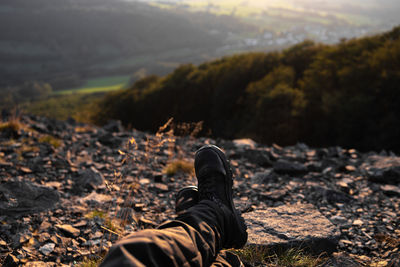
left=133, top=0, right=399, bottom=9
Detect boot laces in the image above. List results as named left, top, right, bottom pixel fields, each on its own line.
left=198, top=175, right=224, bottom=207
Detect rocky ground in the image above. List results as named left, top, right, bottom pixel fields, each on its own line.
left=0, top=114, right=399, bottom=266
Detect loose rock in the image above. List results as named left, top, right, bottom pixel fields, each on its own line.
left=363, top=156, right=400, bottom=184
left=56, top=224, right=80, bottom=237
left=273, top=159, right=308, bottom=175
left=0, top=180, right=60, bottom=216
left=39, top=243, right=55, bottom=256
left=74, top=167, right=105, bottom=192
left=380, top=185, right=400, bottom=197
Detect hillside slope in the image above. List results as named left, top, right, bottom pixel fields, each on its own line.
left=0, top=114, right=399, bottom=265
left=0, top=0, right=248, bottom=88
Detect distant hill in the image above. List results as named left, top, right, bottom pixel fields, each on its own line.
left=0, top=0, right=249, bottom=89
left=92, top=26, right=400, bottom=152
left=2, top=0, right=399, bottom=93
left=142, top=0, right=400, bottom=43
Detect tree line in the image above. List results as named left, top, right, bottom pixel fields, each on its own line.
left=92, top=27, right=400, bottom=152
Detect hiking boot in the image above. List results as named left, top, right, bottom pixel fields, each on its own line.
left=175, top=186, right=199, bottom=215
left=195, top=145, right=247, bottom=248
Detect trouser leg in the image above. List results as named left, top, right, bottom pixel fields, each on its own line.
left=100, top=200, right=225, bottom=267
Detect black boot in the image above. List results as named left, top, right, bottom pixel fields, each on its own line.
left=175, top=186, right=199, bottom=215
left=195, top=145, right=247, bottom=249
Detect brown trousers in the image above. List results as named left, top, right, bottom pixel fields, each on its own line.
left=100, top=200, right=243, bottom=267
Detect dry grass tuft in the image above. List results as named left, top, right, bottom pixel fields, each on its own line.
left=0, top=113, right=36, bottom=140
left=75, top=126, right=95, bottom=133
left=234, top=246, right=271, bottom=266
left=234, top=246, right=328, bottom=267
left=19, top=144, right=40, bottom=154
left=85, top=210, right=107, bottom=219
left=0, top=120, right=22, bottom=132
left=274, top=248, right=327, bottom=267
left=164, top=160, right=194, bottom=176
left=78, top=256, right=103, bottom=267
left=85, top=210, right=123, bottom=236
left=38, top=135, right=62, bottom=148
left=0, top=117, right=24, bottom=139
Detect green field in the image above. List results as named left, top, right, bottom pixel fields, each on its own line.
left=54, top=75, right=131, bottom=95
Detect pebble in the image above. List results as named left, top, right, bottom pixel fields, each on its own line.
left=39, top=243, right=55, bottom=256
left=55, top=224, right=80, bottom=237
left=353, top=219, right=364, bottom=226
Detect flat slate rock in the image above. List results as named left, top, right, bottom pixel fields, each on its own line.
left=273, top=159, right=308, bottom=175
left=362, top=155, right=400, bottom=184
left=0, top=180, right=60, bottom=216
left=55, top=224, right=80, bottom=237
left=243, top=203, right=340, bottom=254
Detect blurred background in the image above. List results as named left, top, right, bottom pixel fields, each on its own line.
left=1, top=0, right=400, bottom=151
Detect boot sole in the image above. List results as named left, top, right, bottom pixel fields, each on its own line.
left=175, top=186, right=199, bottom=214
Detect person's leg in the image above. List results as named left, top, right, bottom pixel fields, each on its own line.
left=100, top=145, right=247, bottom=267
left=175, top=186, right=245, bottom=267
left=100, top=219, right=216, bottom=267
